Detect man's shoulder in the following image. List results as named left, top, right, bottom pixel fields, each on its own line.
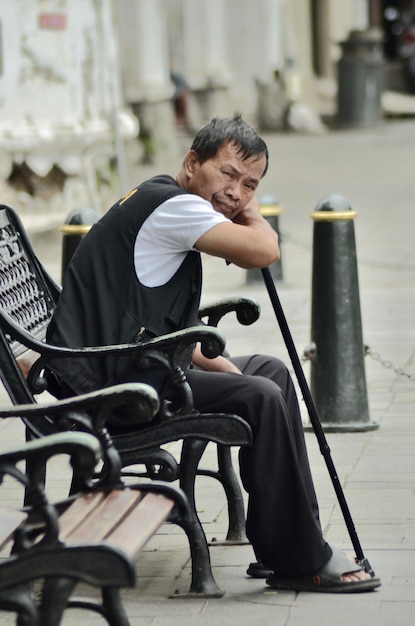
left=146, top=174, right=177, bottom=184
left=141, top=174, right=181, bottom=191
left=113, top=175, right=185, bottom=217
left=138, top=174, right=186, bottom=203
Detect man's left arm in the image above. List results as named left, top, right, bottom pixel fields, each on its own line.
left=192, top=344, right=242, bottom=373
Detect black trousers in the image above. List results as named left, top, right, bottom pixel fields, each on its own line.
left=186, top=354, right=332, bottom=578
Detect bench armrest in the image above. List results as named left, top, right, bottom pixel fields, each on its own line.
left=0, top=431, right=103, bottom=552
left=0, top=384, right=160, bottom=488
left=0, top=382, right=159, bottom=428
left=198, top=297, right=260, bottom=327
left=0, top=313, right=225, bottom=395
left=0, top=431, right=101, bottom=486
left=2, top=322, right=224, bottom=420
left=0, top=432, right=102, bottom=466
left=1, top=310, right=225, bottom=364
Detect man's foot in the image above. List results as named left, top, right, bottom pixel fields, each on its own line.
left=341, top=569, right=372, bottom=583
left=266, top=547, right=381, bottom=593
left=246, top=561, right=273, bottom=578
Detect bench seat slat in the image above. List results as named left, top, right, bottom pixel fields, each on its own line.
left=58, top=492, right=106, bottom=540
left=105, top=492, right=175, bottom=555
left=58, top=489, right=174, bottom=558
left=62, top=489, right=143, bottom=543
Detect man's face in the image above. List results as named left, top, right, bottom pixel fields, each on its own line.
left=184, top=142, right=267, bottom=220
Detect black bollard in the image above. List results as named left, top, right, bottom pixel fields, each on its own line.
left=309, top=194, right=378, bottom=432
left=246, top=196, right=283, bottom=283
left=59, top=208, right=100, bottom=283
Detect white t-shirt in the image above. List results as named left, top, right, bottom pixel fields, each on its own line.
left=134, top=193, right=229, bottom=287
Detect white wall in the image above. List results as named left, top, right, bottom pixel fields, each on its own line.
left=0, top=0, right=129, bottom=149
left=0, top=0, right=136, bottom=213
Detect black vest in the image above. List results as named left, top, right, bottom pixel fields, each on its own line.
left=47, top=175, right=202, bottom=395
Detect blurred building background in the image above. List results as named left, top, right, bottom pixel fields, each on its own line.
left=0, top=0, right=414, bottom=222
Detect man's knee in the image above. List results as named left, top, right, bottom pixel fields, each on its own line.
left=244, top=354, right=291, bottom=388
left=243, top=374, right=286, bottom=417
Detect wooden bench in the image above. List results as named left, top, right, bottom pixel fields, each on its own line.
left=0, top=202, right=257, bottom=597
left=0, top=388, right=190, bottom=625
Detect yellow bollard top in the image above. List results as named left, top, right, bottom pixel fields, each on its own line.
left=259, top=196, right=283, bottom=218
left=59, top=224, right=93, bottom=235
left=310, top=194, right=357, bottom=221
left=310, top=210, right=357, bottom=221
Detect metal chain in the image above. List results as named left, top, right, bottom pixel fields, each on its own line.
left=303, top=343, right=415, bottom=382
left=364, top=345, right=415, bottom=382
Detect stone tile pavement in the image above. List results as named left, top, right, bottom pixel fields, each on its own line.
left=1, top=118, right=415, bottom=624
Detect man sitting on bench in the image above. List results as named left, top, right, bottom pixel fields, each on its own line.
left=46, top=114, right=380, bottom=594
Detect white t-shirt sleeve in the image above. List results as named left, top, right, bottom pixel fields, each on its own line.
left=134, top=193, right=229, bottom=287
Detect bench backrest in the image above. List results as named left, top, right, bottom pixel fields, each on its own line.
left=0, top=205, right=62, bottom=431
left=0, top=205, right=60, bottom=346
left=0, top=205, right=138, bottom=480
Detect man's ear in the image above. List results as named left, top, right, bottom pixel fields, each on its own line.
left=184, top=150, right=199, bottom=175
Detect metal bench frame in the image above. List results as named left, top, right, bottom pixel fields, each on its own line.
left=0, top=386, right=190, bottom=625
left=0, top=203, right=258, bottom=597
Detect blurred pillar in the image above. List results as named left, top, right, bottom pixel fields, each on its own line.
left=117, top=0, right=171, bottom=103
left=182, top=0, right=232, bottom=118
left=255, top=0, right=288, bottom=130
left=368, top=0, right=383, bottom=27
left=310, top=0, right=332, bottom=77
left=117, top=0, right=177, bottom=157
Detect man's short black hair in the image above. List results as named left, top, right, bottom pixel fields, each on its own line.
left=190, top=113, right=269, bottom=177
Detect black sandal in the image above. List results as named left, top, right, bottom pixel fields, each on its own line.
left=246, top=562, right=273, bottom=578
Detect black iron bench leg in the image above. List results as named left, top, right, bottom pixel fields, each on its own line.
left=66, top=588, right=130, bottom=626
left=39, top=577, right=77, bottom=626
left=176, top=439, right=223, bottom=598
left=24, top=429, right=47, bottom=507
left=192, top=444, right=248, bottom=544
left=101, top=587, right=131, bottom=626
left=40, top=579, right=131, bottom=625
left=0, top=589, right=38, bottom=626
left=216, top=445, right=248, bottom=544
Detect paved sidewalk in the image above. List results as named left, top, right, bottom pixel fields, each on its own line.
left=1, top=118, right=415, bottom=625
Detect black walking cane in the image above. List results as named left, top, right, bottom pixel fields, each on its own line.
left=261, top=266, right=375, bottom=576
